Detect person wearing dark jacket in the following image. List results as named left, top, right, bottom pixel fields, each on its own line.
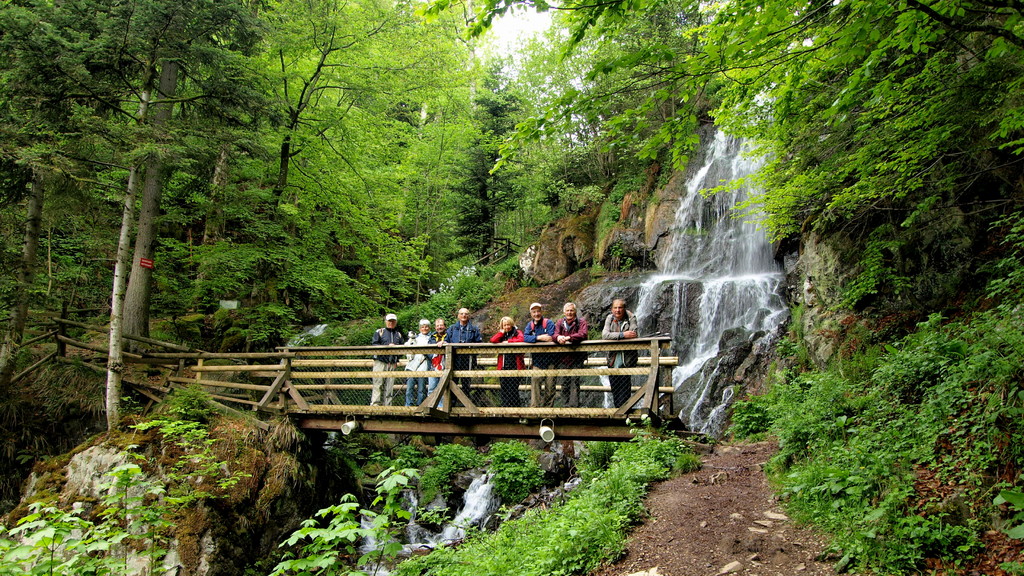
left=490, top=316, right=526, bottom=407
left=602, top=298, right=640, bottom=407
left=371, top=313, right=406, bottom=405
left=553, top=302, right=588, bottom=407
left=523, top=302, right=556, bottom=407
left=446, top=308, right=482, bottom=401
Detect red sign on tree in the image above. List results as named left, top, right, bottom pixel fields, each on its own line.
left=139, top=258, right=154, bottom=269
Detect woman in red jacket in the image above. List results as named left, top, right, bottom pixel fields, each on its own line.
left=490, top=316, right=525, bottom=407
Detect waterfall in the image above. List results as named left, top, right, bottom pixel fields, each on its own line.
left=635, top=129, right=787, bottom=436
left=287, top=323, right=328, bottom=346
left=436, top=473, right=500, bottom=543
left=398, top=471, right=501, bottom=554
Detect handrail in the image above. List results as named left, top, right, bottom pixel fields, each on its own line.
left=280, top=336, right=671, bottom=353
left=153, top=336, right=679, bottom=419
left=44, top=329, right=680, bottom=427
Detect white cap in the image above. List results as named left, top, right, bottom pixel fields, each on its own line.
left=529, top=302, right=542, bottom=310
left=419, top=318, right=430, bottom=326
left=385, top=313, right=397, bottom=321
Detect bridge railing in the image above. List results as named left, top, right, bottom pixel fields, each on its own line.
left=130, top=337, right=677, bottom=419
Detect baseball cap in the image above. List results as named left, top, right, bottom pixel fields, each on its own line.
left=529, top=302, right=542, bottom=310
left=385, top=313, right=397, bottom=321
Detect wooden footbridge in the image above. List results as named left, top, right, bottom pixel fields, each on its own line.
left=28, top=317, right=685, bottom=440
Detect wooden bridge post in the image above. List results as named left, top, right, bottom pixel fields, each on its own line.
left=257, top=356, right=291, bottom=411
left=641, top=340, right=661, bottom=414
left=658, top=363, right=673, bottom=418
left=418, top=343, right=454, bottom=416
left=613, top=340, right=662, bottom=418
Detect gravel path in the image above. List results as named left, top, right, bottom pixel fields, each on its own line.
left=590, top=441, right=837, bottom=576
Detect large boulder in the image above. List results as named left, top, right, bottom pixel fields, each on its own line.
left=10, top=422, right=317, bottom=576
left=522, top=212, right=597, bottom=285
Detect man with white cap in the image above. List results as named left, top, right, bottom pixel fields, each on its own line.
left=370, top=313, right=406, bottom=405
left=523, top=302, right=556, bottom=406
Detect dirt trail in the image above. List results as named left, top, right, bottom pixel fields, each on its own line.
left=591, top=441, right=837, bottom=576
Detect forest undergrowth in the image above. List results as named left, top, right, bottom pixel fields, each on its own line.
left=0, top=395, right=698, bottom=576
left=729, top=213, right=1024, bottom=575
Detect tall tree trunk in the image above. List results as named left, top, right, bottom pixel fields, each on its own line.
left=0, top=172, right=45, bottom=392
left=202, top=144, right=231, bottom=245
left=107, top=164, right=142, bottom=431
left=108, top=68, right=158, bottom=431
left=123, top=60, right=179, bottom=345
left=273, top=134, right=292, bottom=200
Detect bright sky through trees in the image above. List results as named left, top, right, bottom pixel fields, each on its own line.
left=482, top=8, right=552, bottom=56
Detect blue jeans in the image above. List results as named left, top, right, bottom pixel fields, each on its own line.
left=406, top=376, right=428, bottom=406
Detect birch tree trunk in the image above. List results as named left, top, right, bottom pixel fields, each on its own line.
left=0, top=172, right=45, bottom=392
left=106, top=164, right=142, bottom=431
left=107, top=72, right=155, bottom=430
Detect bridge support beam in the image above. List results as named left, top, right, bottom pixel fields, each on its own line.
left=295, top=415, right=690, bottom=441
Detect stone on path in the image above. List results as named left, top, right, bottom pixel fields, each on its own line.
left=625, top=568, right=662, bottom=576
left=717, top=560, right=743, bottom=574
left=763, top=511, right=789, bottom=521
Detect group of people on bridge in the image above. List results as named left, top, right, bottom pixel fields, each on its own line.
left=368, top=299, right=641, bottom=409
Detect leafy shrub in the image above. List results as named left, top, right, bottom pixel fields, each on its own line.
left=487, top=441, right=544, bottom=504
left=729, top=396, right=771, bottom=439
left=271, top=468, right=417, bottom=575
left=0, top=467, right=171, bottom=576
left=870, top=314, right=962, bottom=403
left=0, top=421, right=252, bottom=576
left=841, top=224, right=912, bottom=309
left=420, top=444, right=485, bottom=503
left=163, top=384, right=216, bottom=423
left=578, top=441, right=618, bottom=479
left=750, top=299, right=1024, bottom=573
left=995, top=489, right=1024, bottom=539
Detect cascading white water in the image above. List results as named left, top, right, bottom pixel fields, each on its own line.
left=398, top=471, right=501, bottom=553
left=436, top=473, right=500, bottom=542
left=635, top=129, right=787, bottom=436
left=287, top=323, right=328, bottom=346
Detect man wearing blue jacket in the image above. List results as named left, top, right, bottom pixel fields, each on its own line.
left=446, top=308, right=482, bottom=402
left=523, top=302, right=556, bottom=407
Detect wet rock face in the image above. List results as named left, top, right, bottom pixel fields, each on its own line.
left=794, top=203, right=981, bottom=367
left=575, top=279, right=704, bottom=348
left=601, top=228, right=656, bottom=272
left=576, top=282, right=641, bottom=331
left=674, top=329, right=757, bottom=432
